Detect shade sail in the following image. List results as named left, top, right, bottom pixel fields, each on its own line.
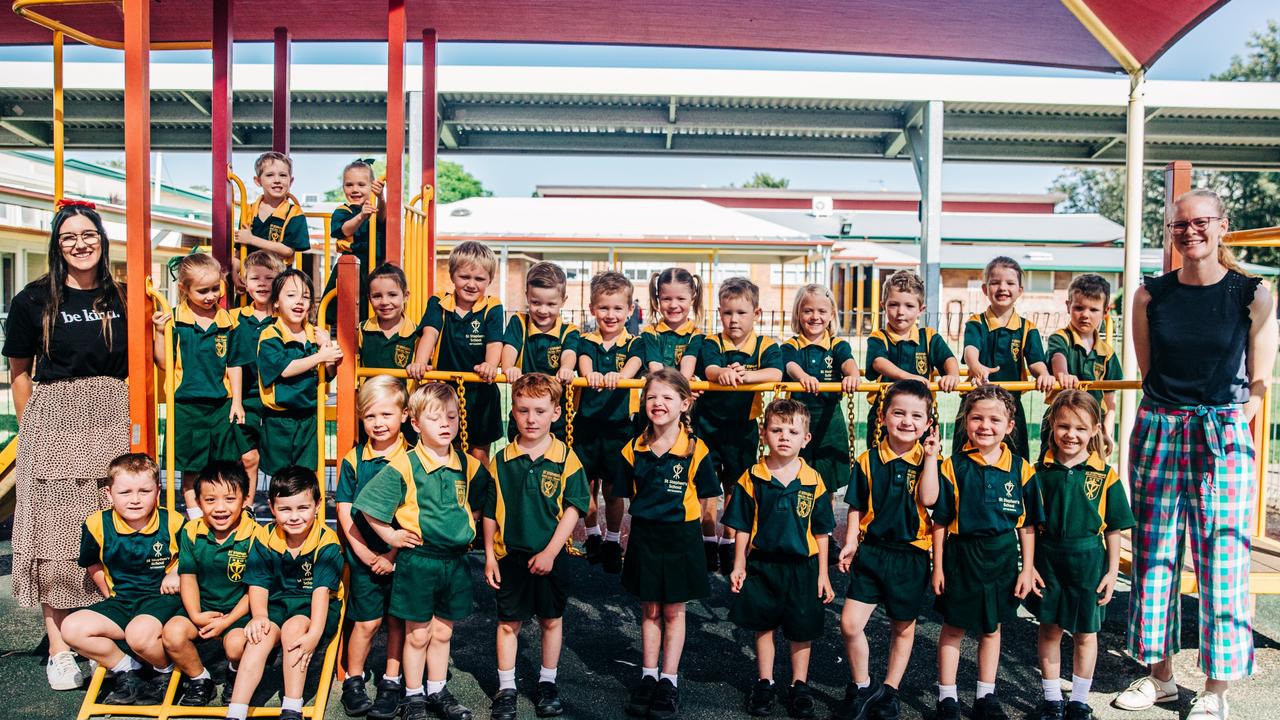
left=1, top=0, right=1228, bottom=73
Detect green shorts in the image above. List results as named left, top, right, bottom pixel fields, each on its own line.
left=845, top=540, right=931, bottom=621
left=730, top=553, right=824, bottom=642
left=1025, top=535, right=1107, bottom=634
left=621, top=519, right=708, bottom=604
left=345, top=562, right=394, bottom=623
left=495, top=550, right=570, bottom=622
left=174, top=398, right=248, bottom=472
left=260, top=409, right=318, bottom=475
left=704, top=424, right=760, bottom=492
left=267, top=596, right=342, bottom=644
left=952, top=393, right=1030, bottom=460
left=456, top=382, right=501, bottom=449
left=238, top=396, right=265, bottom=450
left=802, top=407, right=851, bottom=491
left=389, top=549, right=474, bottom=622
left=171, top=605, right=251, bottom=634
left=935, top=532, right=1020, bottom=634
left=88, top=594, right=183, bottom=632
left=575, top=426, right=631, bottom=483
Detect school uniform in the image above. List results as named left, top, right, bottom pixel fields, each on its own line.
left=614, top=429, right=721, bottom=603
left=1025, top=451, right=1134, bottom=634
left=243, top=521, right=344, bottom=637
left=863, top=326, right=953, bottom=447
left=248, top=197, right=310, bottom=257
left=353, top=444, right=491, bottom=623
left=485, top=439, right=590, bottom=621
left=78, top=507, right=184, bottom=630
left=335, top=437, right=408, bottom=623
left=322, top=203, right=386, bottom=323
left=694, top=332, right=784, bottom=491
left=228, top=307, right=275, bottom=451
left=502, top=313, right=580, bottom=441
left=628, top=319, right=703, bottom=371
left=722, top=459, right=834, bottom=641
left=932, top=443, right=1044, bottom=634
left=417, top=292, right=505, bottom=448
left=174, top=512, right=265, bottom=632
left=358, top=317, right=419, bottom=443
left=171, top=302, right=246, bottom=472
left=256, top=319, right=321, bottom=475
left=572, top=330, right=638, bottom=481
left=781, top=332, right=856, bottom=491
left=845, top=441, right=934, bottom=621
left=957, top=311, right=1046, bottom=459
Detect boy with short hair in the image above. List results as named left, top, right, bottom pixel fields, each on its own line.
left=725, top=398, right=835, bottom=719
left=577, top=270, right=638, bottom=573
left=355, top=382, right=492, bottom=720
left=695, top=276, right=784, bottom=573
left=61, top=453, right=184, bottom=705
left=483, top=373, right=591, bottom=720
left=162, top=461, right=264, bottom=707
left=1045, top=273, right=1122, bottom=453
left=227, top=466, right=344, bottom=720
left=500, top=261, right=580, bottom=441
left=406, top=240, right=505, bottom=464
left=236, top=151, right=310, bottom=264
left=229, top=249, right=285, bottom=484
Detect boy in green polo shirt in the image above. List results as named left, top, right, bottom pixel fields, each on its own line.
left=354, top=382, right=492, bottom=720
left=229, top=250, right=284, bottom=484
left=725, top=398, right=835, bottom=719
left=161, top=461, right=263, bottom=707
left=483, top=374, right=590, bottom=720
left=500, top=261, right=579, bottom=442
left=1044, top=273, right=1122, bottom=456
left=235, top=151, right=310, bottom=265
left=62, top=453, right=184, bottom=706
left=323, top=159, right=385, bottom=324
left=228, top=467, right=344, bottom=720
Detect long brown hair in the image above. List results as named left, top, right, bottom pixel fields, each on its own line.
left=1043, top=390, right=1107, bottom=460
left=640, top=367, right=694, bottom=447
left=35, top=204, right=125, bottom=356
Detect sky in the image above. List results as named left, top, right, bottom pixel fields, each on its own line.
left=0, top=0, right=1275, bottom=200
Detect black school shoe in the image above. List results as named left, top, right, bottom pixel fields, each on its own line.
left=747, top=679, right=776, bottom=716
left=585, top=534, right=603, bottom=564
left=601, top=540, right=624, bottom=574
left=1063, top=701, right=1093, bottom=720
left=788, top=680, right=816, bottom=719
left=368, top=676, right=405, bottom=719
left=426, top=687, right=473, bottom=720
left=104, top=669, right=148, bottom=704
left=867, top=684, right=900, bottom=720
left=535, top=681, right=564, bottom=717
left=341, top=675, right=375, bottom=716
left=972, top=694, right=1009, bottom=720
left=178, top=677, right=217, bottom=707
left=402, top=694, right=430, bottom=720
left=221, top=667, right=237, bottom=704
left=833, top=683, right=878, bottom=720
left=279, top=711, right=303, bottom=720
left=1030, top=699, right=1065, bottom=720
left=934, top=696, right=962, bottom=720
left=625, top=676, right=658, bottom=717
left=489, top=688, right=518, bottom=720
left=137, top=670, right=172, bottom=704
left=704, top=541, right=720, bottom=572
left=648, top=678, right=680, bottom=720
left=718, top=543, right=736, bottom=577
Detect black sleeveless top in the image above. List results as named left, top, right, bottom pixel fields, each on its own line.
left=1143, top=269, right=1259, bottom=407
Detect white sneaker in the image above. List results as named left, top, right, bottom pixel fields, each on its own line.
left=1187, top=692, right=1229, bottom=719
left=1113, top=675, right=1178, bottom=710
left=46, top=650, right=84, bottom=691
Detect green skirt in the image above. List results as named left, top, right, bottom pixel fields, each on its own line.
left=1025, top=535, right=1107, bottom=633
left=935, top=531, right=1019, bottom=634
left=801, top=402, right=851, bottom=491
left=174, top=398, right=247, bottom=472
left=260, top=409, right=318, bottom=475
left=621, top=518, right=709, bottom=603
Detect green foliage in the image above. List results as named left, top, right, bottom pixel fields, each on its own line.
left=1051, top=168, right=1166, bottom=246
left=742, top=172, right=790, bottom=189
left=322, top=158, right=490, bottom=204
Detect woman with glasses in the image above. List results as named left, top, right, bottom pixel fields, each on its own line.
left=2, top=199, right=130, bottom=692
left=1114, top=189, right=1276, bottom=720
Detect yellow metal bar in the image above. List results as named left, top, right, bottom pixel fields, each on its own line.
left=1255, top=384, right=1271, bottom=539
left=316, top=288, right=337, bottom=521
left=13, top=0, right=212, bottom=50
left=146, top=279, right=175, bottom=511
left=1224, top=226, right=1280, bottom=247
left=1058, top=0, right=1143, bottom=74
left=855, top=264, right=864, bottom=338
left=369, top=175, right=385, bottom=273
left=870, top=268, right=881, bottom=332
left=52, top=30, right=64, bottom=202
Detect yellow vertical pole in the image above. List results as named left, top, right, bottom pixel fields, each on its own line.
left=842, top=264, right=853, bottom=333
left=870, top=269, right=881, bottom=333
left=779, top=262, right=787, bottom=334
left=707, top=251, right=716, bottom=333
left=1255, top=385, right=1271, bottom=539
left=52, top=31, right=65, bottom=202
left=855, top=264, right=865, bottom=339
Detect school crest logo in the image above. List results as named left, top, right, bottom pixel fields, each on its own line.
left=674, top=345, right=686, bottom=363
left=548, top=345, right=562, bottom=370
left=152, top=541, right=166, bottom=557
left=1084, top=470, right=1106, bottom=500
left=226, top=549, right=247, bottom=583
left=301, top=559, right=314, bottom=588
left=915, top=353, right=928, bottom=375
left=268, top=224, right=283, bottom=243
left=1004, top=480, right=1015, bottom=497
left=470, top=319, right=482, bottom=332
left=797, top=491, right=814, bottom=518
left=824, top=355, right=834, bottom=368
left=614, top=355, right=626, bottom=371
left=1092, top=362, right=1105, bottom=381
left=215, top=334, right=228, bottom=358
left=672, top=462, right=685, bottom=479
left=540, top=470, right=559, bottom=498
left=455, top=479, right=468, bottom=506
left=1010, top=339, right=1022, bottom=361
left=394, top=345, right=411, bottom=368
left=905, top=468, right=919, bottom=495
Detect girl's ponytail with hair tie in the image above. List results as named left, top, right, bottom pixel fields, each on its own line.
left=55, top=198, right=97, bottom=211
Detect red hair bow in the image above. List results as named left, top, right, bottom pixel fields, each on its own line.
left=56, top=198, right=97, bottom=211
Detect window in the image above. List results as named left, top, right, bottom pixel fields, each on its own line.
left=706, top=263, right=751, bottom=284
left=555, top=260, right=591, bottom=282
left=621, top=263, right=666, bottom=283
left=1024, top=270, right=1054, bottom=294
left=770, top=263, right=813, bottom=286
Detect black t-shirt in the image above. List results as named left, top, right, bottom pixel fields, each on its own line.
left=3, top=283, right=129, bottom=382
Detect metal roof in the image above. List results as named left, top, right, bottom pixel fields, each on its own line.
left=749, top=209, right=1125, bottom=244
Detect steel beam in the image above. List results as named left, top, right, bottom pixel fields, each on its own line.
left=272, top=27, right=290, bottom=153
left=906, top=100, right=944, bottom=316
left=423, top=27, right=438, bottom=294
left=211, top=0, right=233, bottom=274
left=384, top=0, right=405, bottom=263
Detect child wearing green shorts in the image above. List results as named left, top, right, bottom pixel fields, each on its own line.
left=725, top=398, right=835, bottom=719
left=354, top=382, right=492, bottom=720
left=229, top=250, right=284, bottom=483
left=500, top=261, right=580, bottom=441
left=62, top=453, right=184, bottom=706
left=358, top=263, right=419, bottom=444
left=482, top=374, right=591, bottom=720
left=229, top=467, right=344, bottom=720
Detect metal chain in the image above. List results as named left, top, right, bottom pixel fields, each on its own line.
left=454, top=376, right=470, bottom=455
left=846, top=388, right=859, bottom=469
left=564, top=383, right=576, bottom=451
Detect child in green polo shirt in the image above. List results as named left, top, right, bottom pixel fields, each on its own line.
left=615, top=368, right=721, bottom=720
left=578, top=271, right=638, bottom=573
left=696, top=277, right=784, bottom=574
left=1027, top=391, right=1133, bottom=720
left=235, top=151, right=310, bottom=266
left=1044, top=274, right=1122, bottom=457
left=229, top=250, right=284, bottom=483
left=62, top=453, right=183, bottom=706
left=354, top=382, right=492, bottom=720
left=359, top=263, right=419, bottom=445
left=500, top=261, right=579, bottom=442
left=482, top=374, right=591, bottom=720
left=256, top=268, right=342, bottom=476
left=228, top=466, right=344, bottom=720
left=958, top=256, right=1055, bottom=459
left=725, top=398, right=836, bottom=719
left=620, top=266, right=704, bottom=382
left=836, top=379, right=940, bottom=720
left=151, top=252, right=247, bottom=516
left=161, top=461, right=263, bottom=707
left=925, top=385, right=1044, bottom=720
left=406, top=240, right=504, bottom=465
left=323, top=159, right=386, bottom=324
left=337, top=376, right=410, bottom=719
left=864, top=270, right=960, bottom=448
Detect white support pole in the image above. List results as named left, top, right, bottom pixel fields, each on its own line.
left=907, top=100, right=944, bottom=321
left=1119, top=70, right=1146, bottom=482
left=408, top=90, right=423, bottom=201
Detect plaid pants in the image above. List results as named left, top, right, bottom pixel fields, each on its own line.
left=1126, top=402, right=1255, bottom=680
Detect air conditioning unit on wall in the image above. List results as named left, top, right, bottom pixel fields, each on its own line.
left=811, top=195, right=833, bottom=217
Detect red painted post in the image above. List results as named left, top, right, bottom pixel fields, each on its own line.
left=211, top=0, right=233, bottom=275
left=1162, top=161, right=1192, bottom=273
left=335, top=255, right=359, bottom=463
left=423, top=27, right=438, bottom=295
left=385, top=0, right=406, bottom=264
left=124, top=0, right=155, bottom=454
left=273, top=27, right=291, bottom=153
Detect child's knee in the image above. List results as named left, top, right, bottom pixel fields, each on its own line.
left=430, top=620, right=454, bottom=643
left=161, top=618, right=193, bottom=650
left=280, top=615, right=311, bottom=641
left=125, top=617, right=163, bottom=648
left=406, top=624, right=432, bottom=650
left=890, top=619, right=916, bottom=638
left=841, top=612, right=865, bottom=638
left=224, top=632, right=248, bottom=661
left=661, top=603, right=685, bottom=622
left=497, top=621, right=521, bottom=637
left=640, top=602, right=662, bottom=622
left=352, top=618, right=382, bottom=637
left=538, top=617, right=562, bottom=633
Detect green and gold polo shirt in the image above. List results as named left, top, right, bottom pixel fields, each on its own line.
left=628, top=319, right=702, bottom=371
left=330, top=203, right=385, bottom=265
left=722, top=459, right=835, bottom=558
left=1035, top=450, right=1134, bottom=540
left=781, top=331, right=855, bottom=411
left=172, top=302, right=235, bottom=402
left=574, top=330, right=637, bottom=424
left=1045, top=327, right=1122, bottom=405
left=244, top=520, right=344, bottom=604
left=78, top=507, right=182, bottom=599
left=354, top=444, right=491, bottom=554
left=257, top=319, right=320, bottom=411
left=178, top=513, right=265, bottom=613
left=358, top=316, right=418, bottom=371
left=336, top=437, right=409, bottom=559
left=615, top=429, right=720, bottom=522
left=849, top=441, right=932, bottom=550
left=484, top=438, right=590, bottom=559
left=228, top=307, right=274, bottom=401
left=933, top=443, right=1044, bottom=537
left=864, top=326, right=954, bottom=407
left=503, top=313, right=580, bottom=376
left=694, top=332, right=784, bottom=431
left=248, top=197, right=310, bottom=254
left=962, top=310, right=1046, bottom=383
left=417, top=292, right=504, bottom=372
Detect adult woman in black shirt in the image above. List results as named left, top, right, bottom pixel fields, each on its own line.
left=1114, top=189, right=1276, bottom=720
left=2, top=200, right=129, bottom=691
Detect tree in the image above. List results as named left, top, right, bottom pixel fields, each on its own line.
left=742, top=172, right=790, bottom=189
left=323, top=158, right=491, bottom=204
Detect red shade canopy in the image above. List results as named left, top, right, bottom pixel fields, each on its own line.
left=1, top=0, right=1228, bottom=73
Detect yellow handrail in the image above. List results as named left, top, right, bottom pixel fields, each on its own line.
left=12, top=0, right=212, bottom=51
left=1224, top=225, right=1280, bottom=247
left=145, top=278, right=176, bottom=512
left=315, top=289, right=337, bottom=521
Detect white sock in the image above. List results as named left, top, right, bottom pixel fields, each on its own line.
left=938, top=684, right=958, bottom=701
left=856, top=680, right=871, bottom=690
left=226, top=702, right=249, bottom=720
left=384, top=674, right=402, bottom=684
left=497, top=668, right=516, bottom=691
left=406, top=686, right=425, bottom=697
left=719, top=536, right=734, bottom=545
left=1070, top=675, right=1092, bottom=703
left=191, top=668, right=211, bottom=681
left=281, top=697, right=302, bottom=712
left=604, top=530, right=621, bottom=543
left=702, top=535, right=717, bottom=544
left=660, top=673, right=678, bottom=687
left=586, top=525, right=602, bottom=537
left=539, top=666, right=557, bottom=684
left=976, top=680, right=996, bottom=699
left=642, top=667, right=659, bottom=680
left=426, top=679, right=446, bottom=695
left=153, top=663, right=173, bottom=674
left=110, top=656, right=141, bottom=674
left=1042, top=678, right=1062, bottom=701
left=227, top=662, right=237, bottom=672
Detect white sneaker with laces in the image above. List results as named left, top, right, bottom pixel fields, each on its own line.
left=1113, top=675, right=1178, bottom=710
left=46, top=650, right=84, bottom=691
left=1187, top=692, right=1229, bottom=719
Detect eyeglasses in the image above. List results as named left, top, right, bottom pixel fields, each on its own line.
left=1166, top=216, right=1223, bottom=234
left=57, top=230, right=102, bottom=248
